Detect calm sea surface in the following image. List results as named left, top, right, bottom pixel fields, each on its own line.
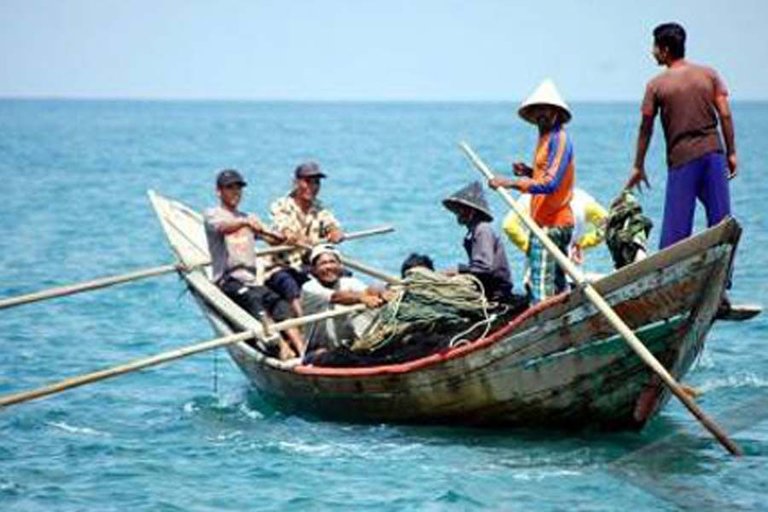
left=1, top=100, right=767, bottom=511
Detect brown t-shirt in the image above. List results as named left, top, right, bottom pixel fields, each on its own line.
left=641, top=60, right=728, bottom=169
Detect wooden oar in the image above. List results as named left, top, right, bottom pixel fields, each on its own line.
left=0, top=264, right=183, bottom=311
left=262, top=228, right=402, bottom=286
left=335, top=253, right=402, bottom=286
left=459, top=141, right=742, bottom=456
left=0, top=226, right=395, bottom=311
left=0, top=304, right=367, bottom=408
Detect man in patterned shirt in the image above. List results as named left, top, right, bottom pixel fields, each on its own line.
left=265, top=161, right=345, bottom=317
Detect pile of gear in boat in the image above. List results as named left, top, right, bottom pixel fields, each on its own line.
left=303, top=265, right=525, bottom=367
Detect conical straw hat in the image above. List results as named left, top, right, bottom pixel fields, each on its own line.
left=518, top=79, right=571, bottom=125
left=442, top=181, right=494, bottom=222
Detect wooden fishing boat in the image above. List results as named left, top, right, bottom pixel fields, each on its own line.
left=149, top=190, right=741, bottom=430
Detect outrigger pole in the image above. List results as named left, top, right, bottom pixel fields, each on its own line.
left=458, top=141, right=743, bottom=456
left=0, top=304, right=367, bottom=408
left=0, top=226, right=395, bottom=311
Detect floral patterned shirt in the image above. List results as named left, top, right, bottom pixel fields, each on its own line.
left=267, top=193, right=341, bottom=271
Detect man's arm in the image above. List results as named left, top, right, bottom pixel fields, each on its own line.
left=330, top=288, right=385, bottom=308
left=320, top=210, right=345, bottom=244
left=626, top=115, right=655, bottom=191
left=714, top=94, right=738, bottom=179
left=206, top=212, right=263, bottom=236
left=325, top=227, right=345, bottom=244
left=329, top=279, right=385, bottom=308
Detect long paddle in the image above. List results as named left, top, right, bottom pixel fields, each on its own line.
left=459, top=141, right=742, bottom=456
left=0, top=303, right=367, bottom=408
left=295, top=239, right=402, bottom=286
left=0, top=226, right=395, bottom=311
left=257, top=226, right=402, bottom=286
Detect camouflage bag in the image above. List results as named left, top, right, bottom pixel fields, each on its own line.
left=604, top=191, right=653, bottom=269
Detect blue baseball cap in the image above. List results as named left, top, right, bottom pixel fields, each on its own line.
left=216, top=169, right=247, bottom=188
left=294, top=161, right=327, bottom=179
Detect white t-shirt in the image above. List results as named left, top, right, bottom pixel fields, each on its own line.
left=302, top=276, right=369, bottom=351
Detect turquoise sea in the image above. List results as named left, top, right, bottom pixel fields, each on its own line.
left=1, top=100, right=767, bottom=511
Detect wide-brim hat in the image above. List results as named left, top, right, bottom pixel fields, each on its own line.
left=518, top=79, right=572, bottom=125
left=442, top=181, right=493, bottom=222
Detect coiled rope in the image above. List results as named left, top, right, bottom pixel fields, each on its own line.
left=351, top=268, right=492, bottom=353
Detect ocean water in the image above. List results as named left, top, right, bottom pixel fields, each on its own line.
left=0, top=99, right=767, bottom=511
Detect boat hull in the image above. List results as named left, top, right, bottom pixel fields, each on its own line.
left=224, top=221, right=738, bottom=429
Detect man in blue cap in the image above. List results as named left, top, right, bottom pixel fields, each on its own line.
left=204, top=169, right=305, bottom=359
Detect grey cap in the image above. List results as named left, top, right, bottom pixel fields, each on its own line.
left=295, top=161, right=327, bottom=179
left=216, top=169, right=247, bottom=188
left=442, top=181, right=494, bottom=222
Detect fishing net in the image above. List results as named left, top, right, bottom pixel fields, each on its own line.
left=350, top=268, right=495, bottom=354
left=302, top=268, right=529, bottom=367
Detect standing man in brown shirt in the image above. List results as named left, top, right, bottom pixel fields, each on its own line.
left=626, top=22, right=737, bottom=250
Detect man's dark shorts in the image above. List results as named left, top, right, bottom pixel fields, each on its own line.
left=219, top=277, right=292, bottom=322
left=265, top=267, right=310, bottom=301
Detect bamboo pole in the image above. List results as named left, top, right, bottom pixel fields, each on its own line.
left=338, top=255, right=402, bottom=286
left=263, top=228, right=402, bottom=286
left=0, top=264, right=181, bottom=311
left=0, top=226, right=395, bottom=311
left=0, top=304, right=367, bottom=408
left=459, top=141, right=742, bottom=456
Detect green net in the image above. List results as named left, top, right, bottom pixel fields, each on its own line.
left=351, top=268, right=492, bottom=353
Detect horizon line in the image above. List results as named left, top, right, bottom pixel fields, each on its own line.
left=2, top=95, right=768, bottom=104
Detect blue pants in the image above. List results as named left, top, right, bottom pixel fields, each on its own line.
left=265, top=267, right=309, bottom=301
left=660, top=152, right=731, bottom=249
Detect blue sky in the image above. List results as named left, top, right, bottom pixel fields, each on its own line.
left=1, top=0, right=766, bottom=101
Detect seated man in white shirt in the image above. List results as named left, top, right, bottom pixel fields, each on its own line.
left=301, top=244, right=388, bottom=363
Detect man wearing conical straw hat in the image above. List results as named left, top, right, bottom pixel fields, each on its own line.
left=442, top=181, right=518, bottom=304
left=489, top=79, right=575, bottom=304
